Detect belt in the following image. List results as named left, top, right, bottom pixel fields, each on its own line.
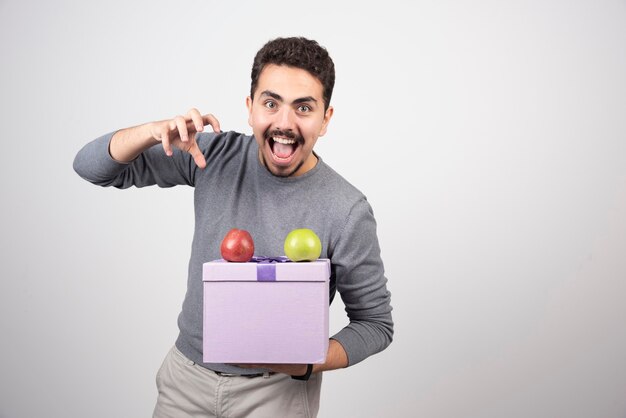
left=212, top=370, right=275, bottom=378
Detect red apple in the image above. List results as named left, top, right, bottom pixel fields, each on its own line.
left=220, top=228, right=255, bottom=262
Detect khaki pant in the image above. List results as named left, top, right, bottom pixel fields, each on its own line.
left=153, top=346, right=322, bottom=418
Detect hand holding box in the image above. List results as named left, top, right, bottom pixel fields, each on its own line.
left=203, top=257, right=330, bottom=364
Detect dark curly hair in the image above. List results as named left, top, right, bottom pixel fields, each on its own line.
left=250, top=37, right=335, bottom=110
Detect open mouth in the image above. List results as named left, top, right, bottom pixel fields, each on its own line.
left=270, top=136, right=298, bottom=160
left=265, top=130, right=303, bottom=163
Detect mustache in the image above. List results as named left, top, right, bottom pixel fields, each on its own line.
left=264, top=129, right=304, bottom=144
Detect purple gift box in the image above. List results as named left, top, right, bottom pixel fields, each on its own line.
left=202, top=257, right=330, bottom=364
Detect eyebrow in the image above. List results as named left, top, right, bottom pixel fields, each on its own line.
left=260, top=90, right=318, bottom=105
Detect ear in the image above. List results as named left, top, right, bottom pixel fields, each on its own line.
left=246, top=96, right=253, bottom=127
left=318, top=106, right=334, bottom=137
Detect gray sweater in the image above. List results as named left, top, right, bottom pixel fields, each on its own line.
left=73, top=131, right=393, bottom=373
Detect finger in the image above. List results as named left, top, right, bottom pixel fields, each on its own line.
left=188, top=108, right=204, bottom=132
left=160, top=127, right=172, bottom=156
left=202, top=113, right=222, bottom=133
left=175, top=115, right=189, bottom=142
left=187, top=142, right=206, bottom=169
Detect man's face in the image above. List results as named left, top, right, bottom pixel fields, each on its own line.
left=246, top=64, right=333, bottom=177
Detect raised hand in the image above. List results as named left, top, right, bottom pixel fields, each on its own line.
left=109, top=108, right=221, bottom=169
left=149, top=108, right=221, bottom=168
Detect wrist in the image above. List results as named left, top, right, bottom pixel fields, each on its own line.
left=144, top=122, right=163, bottom=146
left=110, top=124, right=160, bottom=163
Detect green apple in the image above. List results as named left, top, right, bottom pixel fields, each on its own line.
left=284, top=228, right=322, bottom=262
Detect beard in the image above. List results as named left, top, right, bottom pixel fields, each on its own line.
left=258, top=150, right=306, bottom=178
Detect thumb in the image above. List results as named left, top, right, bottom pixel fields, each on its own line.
left=188, top=142, right=207, bottom=169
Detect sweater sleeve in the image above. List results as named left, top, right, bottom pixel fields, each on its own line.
left=73, top=131, right=202, bottom=188
left=330, top=198, right=394, bottom=366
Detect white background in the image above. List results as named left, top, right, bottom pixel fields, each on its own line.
left=1, top=1, right=626, bottom=417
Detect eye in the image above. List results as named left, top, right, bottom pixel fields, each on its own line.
left=297, top=104, right=311, bottom=113
left=264, top=100, right=277, bottom=109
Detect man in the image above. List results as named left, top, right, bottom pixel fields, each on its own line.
left=74, top=37, right=393, bottom=417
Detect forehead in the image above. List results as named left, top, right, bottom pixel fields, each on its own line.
left=255, top=64, right=324, bottom=101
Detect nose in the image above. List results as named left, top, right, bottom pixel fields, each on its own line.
left=274, top=107, right=296, bottom=131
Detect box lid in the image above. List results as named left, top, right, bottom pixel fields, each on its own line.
left=203, top=257, right=330, bottom=282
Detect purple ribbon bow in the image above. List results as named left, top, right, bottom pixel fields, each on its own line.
left=251, top=256, right=290, bottom=281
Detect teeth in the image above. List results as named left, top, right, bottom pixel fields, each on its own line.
left=272, top=137, right=296, bottom=145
